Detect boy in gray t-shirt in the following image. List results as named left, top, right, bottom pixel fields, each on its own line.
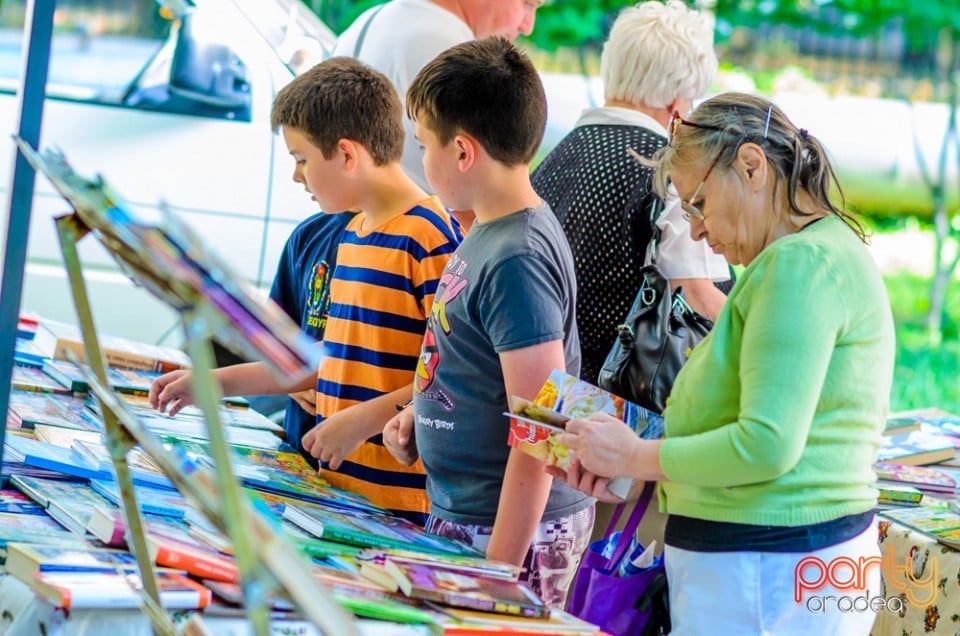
left=383, top=39, right=594, bottom=608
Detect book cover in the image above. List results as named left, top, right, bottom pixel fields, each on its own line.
left=505, top=369, right=663, bottom=498
left=146, top=531, right=239, bottom=583
left=0, top=488, right=47, bottom=515
left=381, top=559, right=548, bottom=619
left=881, top=504, right=960, bottom=550
left=873, top=462, right=960, bottom=493
left=10, top=474, right=114, bottom=535
left=358, top=548, right=522, bottom=582
left=8, top=390, right=101, bottom=431
left=875, top=482, right=924, bottom=506
left=14, top=337, right=48, bottom=368
left=71, top=439, right=175, bottom=490
left=12, top=365, right=73, bottom=395
left=89, top=479, right=187, bottom=519
left=877, top=431, right=957, bottom=466
left=0, top=511, right=92, bottom=550
left=4, top=435, right=112, bottom=481
left=27, top=570, right=211, bottom=610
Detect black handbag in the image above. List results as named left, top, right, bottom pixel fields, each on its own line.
left=598, top=199, right=714, bottom=414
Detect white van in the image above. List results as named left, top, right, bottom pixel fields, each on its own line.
left=1, top=0, right=336, bottom=346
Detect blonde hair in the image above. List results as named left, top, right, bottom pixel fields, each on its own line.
left=600, top=0, right=717, bottom=108
left=653, top=92, right=867, bottom=242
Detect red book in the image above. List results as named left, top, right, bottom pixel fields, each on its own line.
left=146, top=532, right=239, bottom=583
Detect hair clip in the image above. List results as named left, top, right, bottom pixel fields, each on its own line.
left=762, top=104, right=773, bottom=139
left=799, top=128, right=809, bottom=143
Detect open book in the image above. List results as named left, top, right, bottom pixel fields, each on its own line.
left=505, top=369, right=663, bottom=498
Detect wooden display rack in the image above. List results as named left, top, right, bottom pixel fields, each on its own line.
left=16, top=138, right=356, bottom=636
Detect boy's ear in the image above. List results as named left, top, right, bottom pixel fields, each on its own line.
left=336, top=139, right=362, bottom=172
left=453, top=133, right=478, bottom=173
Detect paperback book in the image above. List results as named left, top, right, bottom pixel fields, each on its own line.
left=876, top=430, right=956, bottom=466
left=26, top=570, right=211, bottom=610
left=506, top=369, right=662, bottom=498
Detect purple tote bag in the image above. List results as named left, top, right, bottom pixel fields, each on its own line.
left=568, top=482, right=670, bottom=636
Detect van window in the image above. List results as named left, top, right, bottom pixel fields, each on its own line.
left=0, top=0, right=250, bottom=121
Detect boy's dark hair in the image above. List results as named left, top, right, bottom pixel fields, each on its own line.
left=271, top=57, right=403, bottom=165
left=406, top=37, right=546, bottom=166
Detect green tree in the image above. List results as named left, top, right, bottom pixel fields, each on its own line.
left=714, top=0, right=960, bottom=344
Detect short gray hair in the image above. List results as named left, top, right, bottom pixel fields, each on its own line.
left=600, top=0, right=717, bottom=108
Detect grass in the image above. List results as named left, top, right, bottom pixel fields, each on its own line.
left=884, top=270, right=960, bottom=415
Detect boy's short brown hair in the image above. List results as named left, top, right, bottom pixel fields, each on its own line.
left=271, top=57, right=403, bottom=165
left=406, top=37, right=546, bottom=166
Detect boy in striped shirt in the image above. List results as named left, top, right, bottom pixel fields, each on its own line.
left=150, top=57, right=461, bottom=524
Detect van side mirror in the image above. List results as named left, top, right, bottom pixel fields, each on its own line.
left=169, top=13, right=250, bottom=111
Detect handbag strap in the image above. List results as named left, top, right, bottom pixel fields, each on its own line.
left=352, top=4, right=386, bottom=58
left=602, top=481, right=656, bottom=570
left=646, top=195, right=666, bottom=266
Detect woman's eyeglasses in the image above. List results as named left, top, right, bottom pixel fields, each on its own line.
left=680, top=141, right=744, bottom=221
left=669, top=111, right=743, bottom=222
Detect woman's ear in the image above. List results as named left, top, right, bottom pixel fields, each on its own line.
left=735, top=143, right=768, bottom=193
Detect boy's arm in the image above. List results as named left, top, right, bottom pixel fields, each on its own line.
left=149, top=361, right=312, bottom=415
left=486, top=340, right=566, bottom=566
left=302, top=384, right=414, bottom=470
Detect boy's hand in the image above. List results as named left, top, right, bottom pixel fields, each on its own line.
left=302, top=407, right=368, bottom=470
left=289, top=389, right=317, bottom=416
left=149, top=370, right=195, bottom=416
left=383, top=405, right=418, bottom=466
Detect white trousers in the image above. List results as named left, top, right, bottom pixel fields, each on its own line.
left=665, top=519, right=880, bottom=635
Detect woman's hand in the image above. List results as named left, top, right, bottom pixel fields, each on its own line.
left=546, top=457, right=626, bottom=503
left=555, top=411, right=643, bottom=478
left=383, top=405, right=418, bottom=466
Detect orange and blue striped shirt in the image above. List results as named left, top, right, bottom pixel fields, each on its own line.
left=316, top=197, right=461, bottom=521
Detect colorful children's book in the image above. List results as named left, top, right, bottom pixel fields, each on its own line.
left=283, top=501, right=481, bottom=557
left=10, top=474, right=114, bottom=535
left=12, top=365, right=73, bottom=395
left=7, top=390, right=101, bottom=431
left=0, top=488, right=47, bottom=515
left=367, top=558, right=549, bottom=619
left=875, top=482, right=924, bottom=506
left=874, top=462, right=960, bottom=494
left=0, top=511, right=92, bottom=553
left=876, top=430, right=956, bottom=466
left=506, top=369, right=662, bottom=498
left=880, top=504, right=960, bottom=549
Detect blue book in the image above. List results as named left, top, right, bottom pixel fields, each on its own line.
left=89, top=479, right=187, bottom=519
left=4, top=435, right=112, bottom=481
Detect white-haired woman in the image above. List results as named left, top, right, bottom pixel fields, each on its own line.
left=532, top=0, right=730, bottom=387
left=552, top=93, right=895, bottom=635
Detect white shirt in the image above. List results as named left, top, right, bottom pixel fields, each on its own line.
left=333, top=0, right=475, bottom=192
left=574, top=107, right=730, bottom=281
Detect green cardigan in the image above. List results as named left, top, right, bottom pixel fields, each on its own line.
left=659, top=215, right=895, bottom=527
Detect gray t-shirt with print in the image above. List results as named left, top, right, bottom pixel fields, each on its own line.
left=413, top=203, right=591, bottom=526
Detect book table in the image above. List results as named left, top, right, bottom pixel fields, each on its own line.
left=0, top=575, right=432, bottom=636
left=872, top=518, right=960, bottom=635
